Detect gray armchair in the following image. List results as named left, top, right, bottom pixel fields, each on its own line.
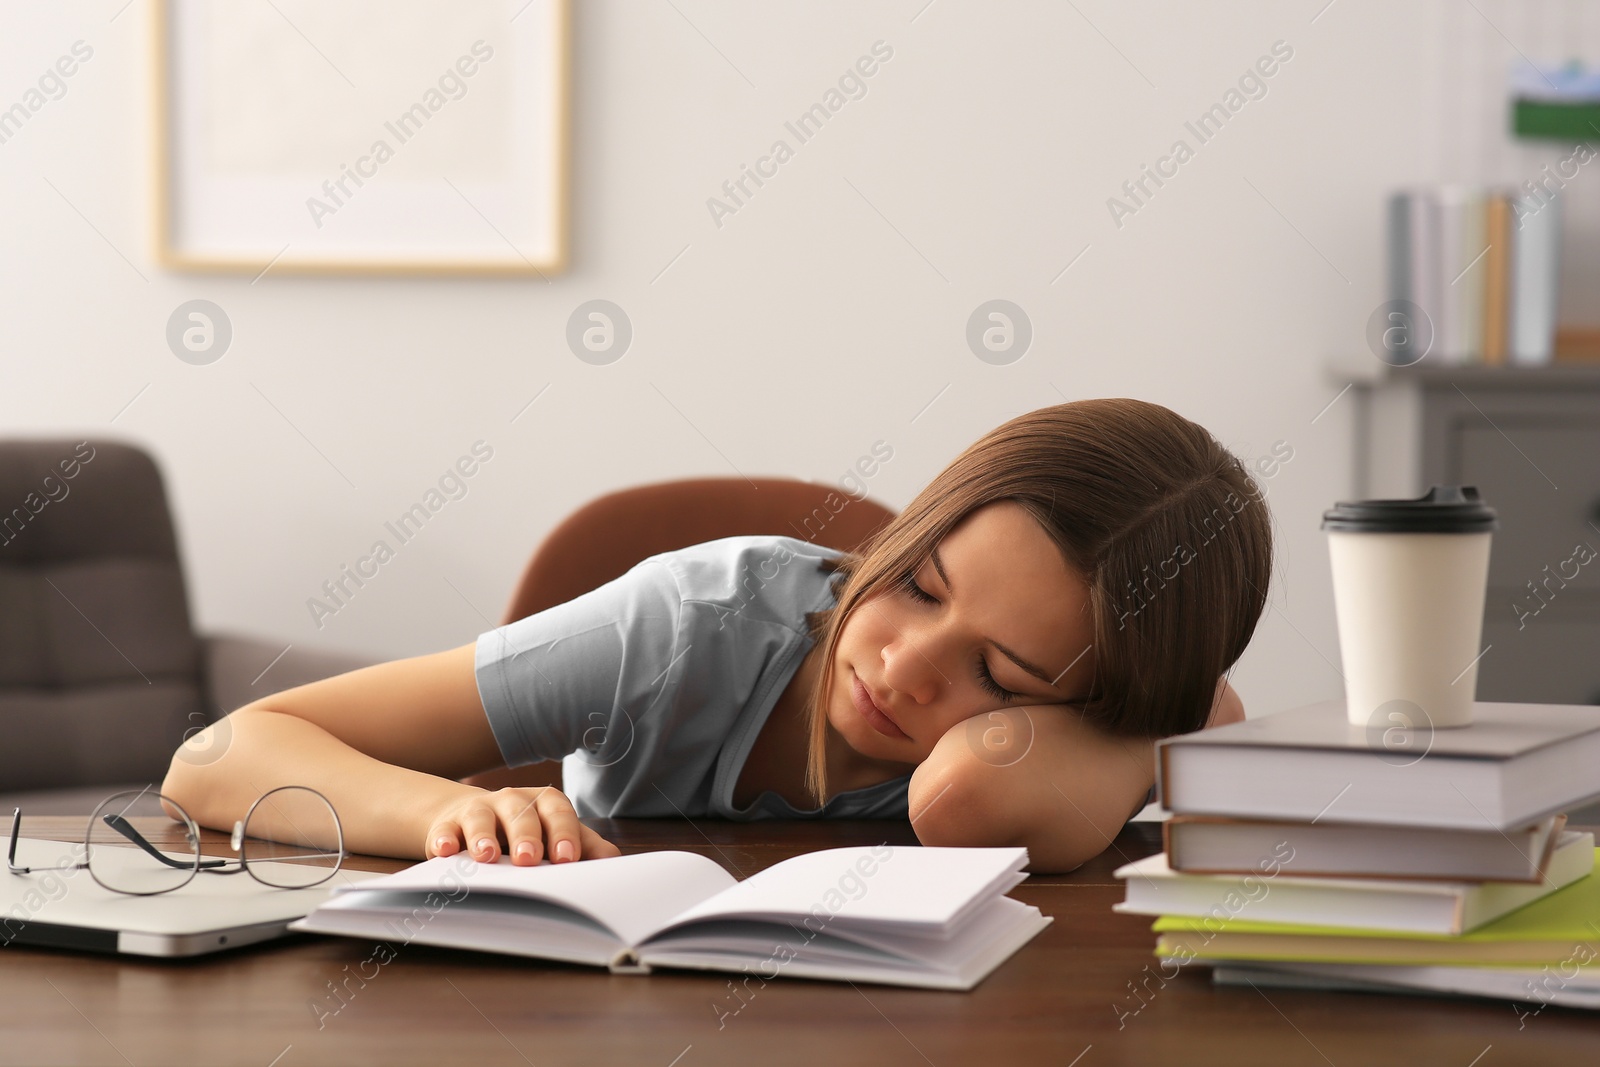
left=0, top=439, right=377, bottom=814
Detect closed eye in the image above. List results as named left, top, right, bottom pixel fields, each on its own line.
left=897, top=566, right=1019, bottom=702
left=896, top=567, right=937, bottom=604
left=974, top=655, right=1019, bottom=701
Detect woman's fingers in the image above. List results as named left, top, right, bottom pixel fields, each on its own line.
left=579, top=823, right=622, bottom=860
left=425, top=818, right=462, bottom=858
left=457, top=801, right=503, bottom=863
left=428, top=787, right=616, bottom=865
left=501, top=792, right=548, bottom=866
left=533, top=789, right=585, bottom=862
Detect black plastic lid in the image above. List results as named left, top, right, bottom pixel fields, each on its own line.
left=1321, top=485, right=1498, bottom=534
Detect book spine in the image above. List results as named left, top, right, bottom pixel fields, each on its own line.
left=607, top=949, right=651, bottom=974
left=1436, top=187, right=1466, bottom=364
left=1156, top=743, right=1174, bottom=811
left=1408, top=190, right=1441, bottom=361
left=1386, top=191, right=1411, bottom=307
left=1481, top=193, right=1513, bottom=365
left=1457, top=190, right=1485, bottom=363
left=1511, top=189, right=1561, bottom=365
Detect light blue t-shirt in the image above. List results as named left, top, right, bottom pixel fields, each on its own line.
left=472, top=535, right=913, bottom=820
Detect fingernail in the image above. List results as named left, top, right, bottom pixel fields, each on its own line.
left=434, top=836, right=453, bottom=855
left=514, top=842, right=535, bottom=862
left=556, top=840, right=575, bottom=862
left=476, top=837, right=495, bottom=855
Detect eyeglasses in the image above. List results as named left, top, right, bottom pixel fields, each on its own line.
left=7, top=785, right=345, bottom=896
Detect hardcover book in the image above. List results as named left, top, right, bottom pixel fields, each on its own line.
left=1157, top=700, right=1600, bottom=830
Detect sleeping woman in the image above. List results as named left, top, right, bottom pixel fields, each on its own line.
left=163, top=397, right=1272, bottom=873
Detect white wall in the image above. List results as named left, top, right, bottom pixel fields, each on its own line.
left=3, top=0, right=1590, bottom=718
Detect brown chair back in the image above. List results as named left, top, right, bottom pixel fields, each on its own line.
left=500, top=477, right=894, bottom=624
left=467, top=478, right=895, bottom=790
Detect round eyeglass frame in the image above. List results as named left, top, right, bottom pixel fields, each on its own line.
left=86, top=780, right=344, bottom=895
left=8, top=785, right=345, bottom=897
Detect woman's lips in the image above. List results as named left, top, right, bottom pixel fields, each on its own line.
left=851, top=671, right=908, bottom=740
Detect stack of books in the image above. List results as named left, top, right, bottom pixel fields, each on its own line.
left=1114, top=699, right=1600, bottom=1010
left=1387, top=184, right=1560, bottom=365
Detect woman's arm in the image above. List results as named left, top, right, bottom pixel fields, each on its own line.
left=908, top=705, right=1151, bottom=873
left=161, top=643, right=619, bottom=864
left=910, top=680, right=1243, bottom=873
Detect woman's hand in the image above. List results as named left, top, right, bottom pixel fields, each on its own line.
left=423, top=786, right=623, bottom=866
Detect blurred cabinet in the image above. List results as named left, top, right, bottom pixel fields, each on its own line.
left=1347, top=364, right=1600, bottom=706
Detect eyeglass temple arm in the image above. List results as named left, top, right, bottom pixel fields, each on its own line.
left=7, top=809, right=23, bottom=873
left=102, top=813, right=227, bottom=870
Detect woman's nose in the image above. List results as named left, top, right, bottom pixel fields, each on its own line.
left=880, top=637, right=941, bottom=706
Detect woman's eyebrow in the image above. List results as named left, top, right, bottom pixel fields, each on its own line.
left=990, top=639, right=1058, bottom=686
left=931, top=546, right=1061, bottom=689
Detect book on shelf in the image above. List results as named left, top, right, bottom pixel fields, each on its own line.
left=1163, top=813, right=1567, bottom=882
left=291, top=844, right=1049, bottom=991
left=1436, top=186, right=1484, bottom=364
left=1461, top=186, right=1488, bottom=357
left=1151, top=843, right=1600, bottom=966
left=1388, top=190, right=1439, bottom=355
left=1155, top=699, right=1600, bottom=830
left=1482, top=191, right=1513, bottom=364
left=1113, top=830, right=1593, bottom=937
left=1385, top=184, right=1560, bottom=365
left=1512, top=188, right=1562, bottom=364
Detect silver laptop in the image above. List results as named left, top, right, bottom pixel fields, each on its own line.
left=2, top=837, right=380, bottom=957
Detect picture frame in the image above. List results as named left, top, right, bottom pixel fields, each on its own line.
left=151, top=0, right=568, bottom=276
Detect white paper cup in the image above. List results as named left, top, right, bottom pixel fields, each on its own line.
left=1323, top=487, right=1497, bottom=729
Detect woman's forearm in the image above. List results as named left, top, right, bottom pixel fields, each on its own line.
left=909, top=705, right=1155, bottom=873
left=162, top=706, right=482, bottom=860
left=912, top=682, right=1247, bottom=871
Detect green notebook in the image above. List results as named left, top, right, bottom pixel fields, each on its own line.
left=1151, top=850, right=1600, bottom=968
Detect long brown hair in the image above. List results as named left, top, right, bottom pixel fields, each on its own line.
left=802, top=398, right=1273, bottom=804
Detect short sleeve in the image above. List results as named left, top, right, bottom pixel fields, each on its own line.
left=473, top=559, right=683, bottom=769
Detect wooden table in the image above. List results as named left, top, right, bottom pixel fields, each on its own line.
left=2, top=815, right=1595, bottom=1066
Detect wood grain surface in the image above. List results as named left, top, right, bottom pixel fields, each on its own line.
left=2, top=814, right=1594, bottom=1066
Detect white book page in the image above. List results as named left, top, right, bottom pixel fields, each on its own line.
left=664, top=845, right=1028, bottom=933
left=334, top=850, right=736, bottom=947
left=647, top=895, right=1038, bottom=968
left=297, top=890, right=628, bottom=967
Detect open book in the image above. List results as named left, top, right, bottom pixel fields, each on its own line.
left=290, top=844, right=1049, bottom=991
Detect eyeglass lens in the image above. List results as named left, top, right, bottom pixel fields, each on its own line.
left=86, top=790, right=201, bottom=896
left=240, top=786, right=343, bottom=889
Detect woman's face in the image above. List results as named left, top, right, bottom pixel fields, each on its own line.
left=828, top=500, right=1097, bottom=763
